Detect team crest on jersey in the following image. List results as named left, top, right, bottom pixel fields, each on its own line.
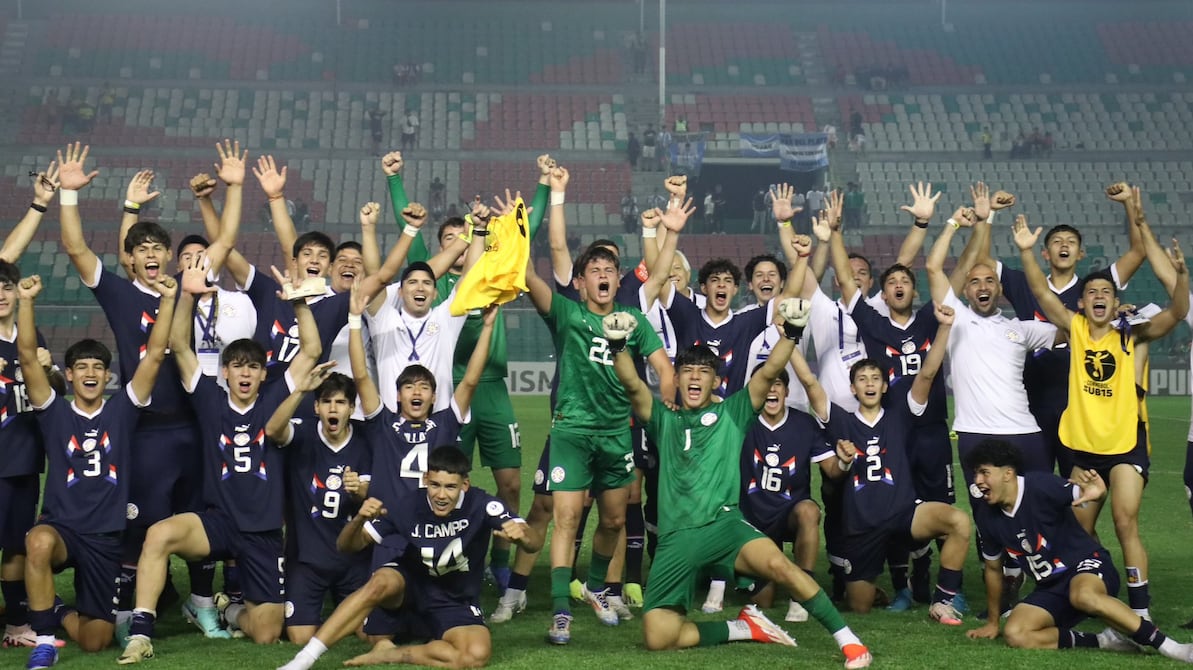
left=765, top=453, right=779, bottom=467
left=700, top=412, right=717, bottom=426
left=866, top=444, right=880, bottom=456
left=900, top=341, right=915, bottom=355
left=1004, top=329, right=1022, bottom=343
left=326, top=474, right=342, bottom=491
left=126, top=503, right=139, bottom=520
left=1083, top=349, right=1116, bottom=382
left=550, top=466, right=566, bottom=483
left=486, top=500, right=505, bottom=517
left=427, top=322, right=440, bottom=335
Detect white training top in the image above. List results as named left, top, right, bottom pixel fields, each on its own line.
left=367, top=283, right=466, bottom=414
left=807, top=286, right=885, bottom=412
left=192, top=288, right=257, bottom=389
left=943, top=288, right=1057, bottom=434
left=737, top=303, right=810, bottom=413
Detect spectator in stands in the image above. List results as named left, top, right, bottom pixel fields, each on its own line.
left=793, top=189, right=808, bottom=231
left=621, top=191, right=640, bottom=234
left=1042, top=131, right=1054, bottom=156
left=844, top=182, right=865, bottom=229
left=98, top=83, right=116, bottom=123
left=981, top=127, right=992, bottom=160
left=367, top=108, right=386, bottom=156
left=674, top=116, right=688, bottom=133
left=631, top=32, right=648, bottom=75
left=642, top=125, right=658, bottom=171
left=849, top=108, right=863, bottom=139
left=824, top=123, right=838, bottom=150
left=429, top=177, right=447, bottom=219
left=657, top=126, right=673, bottom=173
left=401, top=109, right=419, bottom=153
left=806, top=187, right=826, bottom=222
left=1011, top=133, right=1027, bottom=159
left=628, top=132, right=641, bottom=170
left=43, top=93, right=61, bottom=130
left=752, top=188, right=768, bottom=231
left=703, top=191, right=716, bottom=233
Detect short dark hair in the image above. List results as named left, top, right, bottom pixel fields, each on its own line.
left=744, top=254, right=788, bottom=284
left=397, top=363, right=437, bottom=393
left=221, top=338, right=267, bottom=368
left=400, top=261, right=436, bottom=283
left=175, top=234, right=209, bottom=257
left=1043, top=224, right=1083, bottom=248
left=316, top=373, right=356, bottom=404
left=675, top=344, right=721, bottom=372
left=124, top=221, right=172, bottom=254
left=0, top=260, right=20, bottom=287
left=588, top=238, right=621, bottom=256
left=333, top=241, right=362, bottom=258
left=750, top=361, right=789, bottom=387
left=698, top=258, right=741, bottom=286
left=292, top=231, right=335, bottom=259
left=573, top=246, right=620, bottom=279
left=65, top=339, right=112, bottom=368
left=1078, top=269, right=1117, bottom=298
left=438, top=217, right=467, bottom=244
left=427, top=445, right=472, bottom=476
left=879, top=263, right=916, bottom=290
left=849, top=358, right=884, bottom=384
left=963, top=439, right=1023, bottom=475
left=847, top=253, right=873, bottom=277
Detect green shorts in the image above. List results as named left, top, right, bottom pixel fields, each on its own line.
left=643, top=509, right=766, bottom=613
left=456, top=379, right=521, bottom=470
left=547, top=427, right=634, bottom=492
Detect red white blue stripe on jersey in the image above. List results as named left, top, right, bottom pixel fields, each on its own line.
left=0, top=406, right=9, bottom=427
left=66, top=468, right=77, bottom=487
left=0, top=372, right=11, bottom=394
left=140, top=311, right=155, bottom=333
left=309, top=473, right=325, bottom=495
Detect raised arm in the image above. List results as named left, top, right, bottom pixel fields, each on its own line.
left=1, top=163, right=59, bottom=263
left=771, top=184, right=803, bottom=274
left=1014, top=214, right=1073, bottom=332
left=128, top=276, right=177, bottom=405
left=56, top=142, right=102, bottom=281
left=356, top=202, right=425, bottom=316
left=780, top=233, right=812, bottom=300
left=452, top=305, right=496, bottom=415
left=807, top=190, right=841, bottom=282
left=605, top=313, right=654, bottom=424
left=526, top=154, right=554, bottom=240
left=359, top=196, right=382, bottom=275
left=1106, top=182, right=1147, bottom=285
left=908, top=303, right=952, bottom=406
left=1136, top=240, right=1188, bottom=343
left=206, top=139, right=247, bottom=277
left=348, top=282, right=380, bottom=417
left=252, top=154, right=294, bottom=264
left=118, top=170, right=160, bottom=265
left=336, top=497, right=387, bottom=554
left=925, top=207, right=975, bottom=304
left=438, top=200, right=489, bottom=279
left=746, top=299, right=805, bottom=410
left=266, top=361, right=336, bottom=443
left=171, top=259, right=211, bottom=382
left=524, top=252, right=554, bottom=315
left=16, top=276, right=52, bottom=407
left=275, top=265, right=323, bottom=382
left=829, top=225, right=860, bottom=306
left=642, top=199, right=696, bottom=309
left=382, top=151, right=428, bottom=264
left=955, top=184, right=1017, bottom=285
left=893, top=181, right=941, bottom=268
left=787, top=321, right=829, bottom=421
left=547, top=166, right=573, bottom=284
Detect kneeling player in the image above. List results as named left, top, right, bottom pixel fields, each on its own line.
left=965, top=439, right=1193, bottom=660
left=278, top=446, right=542, bottom=670
left=610, top=298, right=872, bottom=670
left=792, top=302, right=972, bottom=624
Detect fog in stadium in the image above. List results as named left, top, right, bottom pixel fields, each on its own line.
left=5, top=0, right=1193, bottom=668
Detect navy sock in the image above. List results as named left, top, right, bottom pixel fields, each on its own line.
left=1126, top=579, right=1150, bottom=610
left=28, top=608, right=57, bottom=637
left=128, top=610, right=156, bottom=639
left=188, top=561, right=216, bottom=599
left=1059, top=629, right=1099, bottom=649
left=1, top=579, right=28, bottom=626
left=222, top=563, right=243, bottom=603
left=933, top=568, right=963, bottom=603
left=625, top=502, right=645, bottom=584
left=508, top=572, right=530, bottom=591
left=1130, top=618, right=1168, bottom=649
left=888, top=562, right=909, bottom=591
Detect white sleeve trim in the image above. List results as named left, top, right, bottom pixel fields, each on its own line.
left=810, top=450, right=836, bottom=463
left=236, top=264, right=257, bottom=292
left=182, top=366, right=203, bottom=394
left=83, top=260, right=103, bottom=289
left=363, top=521, right=383, bottom=545
left=995, top=260, right=1005, bottom=280
left=32, top=388, right=57, bottom=411
left=363, top=403, right=384, bottom=421
left=278, top=421, right=295, bottom=447
left=126, top=379, right=152, bottom=408
left=907, top=391, right=928, bottom=417
left=451, top=396, right=472, bottom=425
left=981, top=551, right=1005, bottom=562
left=1109, top=262, right=1128, bottom=291
left=283, top=369, right=298, bottom=394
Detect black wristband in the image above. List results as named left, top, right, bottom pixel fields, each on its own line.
left=607, top=337, right=627, bottom=355
left=124, top=206, right=141, bottom=215
left=781, top=322, right=805, bottom=342
left=30, top=202, right=47, bottom=213
left=473, top=229, right=490, bottom=236
left=913, top=219, right=929, bottom=229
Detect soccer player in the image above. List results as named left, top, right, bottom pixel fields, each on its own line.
left=964, top=439, right=1193, bottom=661
left=1013, top=212, right=1188, bottom=622
left=278, top=446, right=541, bottom=670
left=271, top=371, right=372, bottom=645
left=57, top=141, right=245, bottom=637
left=117, top=261, right=329, bottom=663
left=739, top=365, right=834, bottom=623
left=173, top=232, right=257, bottom=380
left=795, top=298, right=972, bottom=625
left=610, top=298, right=872, bottom=669
left=522, top=193, right=674, bottom=643
left=18, top=272, right=175, bottom=669
left=0, top=163, right=61, bottom=648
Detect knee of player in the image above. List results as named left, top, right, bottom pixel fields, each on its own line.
left=1110, top=509, right=1141, bottom=536
left=1002, top=619, right=1034, bottom=649
left=76, top=631, right=113, bottom=653
left=249, top=627, right=282, bottom=645
left=795, top=501, right=821, bottom=527
left=363, top=570, right=405, bottom=605
left=287, top=628, right=314, bottom=646
left=24, top=527, right=58, bottom=561
left=642, top=626, right=678, bottom=651
left=596, top=512, right=626, bottom=532
left=143, top=519, right=181, bottom=555
left=456, top=641, right=492, bottom=668
left=948, top=509, right=972, bottom=538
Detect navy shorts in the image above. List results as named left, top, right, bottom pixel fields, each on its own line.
left=957, top=432, right=1052, bottom=492
left=128, top=420, right=202, bottom=527
left=1067, top=422, right=1150, bottom=484
left=362, top=564, right=485, bottom=638
left=0, top=474, right=39, bottom=552
left=45, top=522, right=121, bottom=623
left=285, top=559, right=370, bottom=627
left=1021, top=550, right=1120, bottom=630
left=532, top=437, right=552, bottom=496
left=833, top=505, right=917, bottom=583
left=745, top=497, right=815, bottom=546
left=631, top=424, right=656, bottom=472
left=909, top=421, right=954, bottom=504
left=199, top=509, right=285, bottom=604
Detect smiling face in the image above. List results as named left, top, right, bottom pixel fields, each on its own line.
left=330, top=247, right=364, bottom=293
left=668, top=257, right=691, bottom=293
left=400, top=270, right=437, bottom=317
left=129, top=240, right=171, bottom=285
left=748, top=261, right=782, bottom=304
left=296, top=243, right=332, bottom=280
left=0, top=279, right=14, bottom=322
left=701, top=272, right=739, bottom=316
left=439, top=223, right=468, bottom=273
left=1078, top=277, right=1118, bottom=327
left=964, top=264, right=1002, bottom=317
left=880, top=269, right=915, bottom=314
left=67, top=359, right=111, bottom=405
left=315, top=390, right=354, bottom=440
left=1041, top=230, right=1084, bottom=273
left=423, top=469, right=469, bottom=517
left=849, top=363, right=887, bottom=410
left=677, top=363, right=719, bottom=409
left=222, top=359, right=267, bottom=405
left=972, top=462, right=1017, bottom=508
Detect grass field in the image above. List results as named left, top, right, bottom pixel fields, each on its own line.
left=5, top=394, right=1193, bottom=670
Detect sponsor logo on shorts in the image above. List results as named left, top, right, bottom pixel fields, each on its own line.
left=550, top=466, right=566, bottom=484
left=284, top=600, right=295, bottom=619
left=126, top=503, right=139, bottom=520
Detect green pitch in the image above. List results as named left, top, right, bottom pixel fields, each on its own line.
left=6, top=395, right=1193, bottom=669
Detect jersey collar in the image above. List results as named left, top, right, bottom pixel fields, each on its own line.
left=318, top=422, right=353, bottom=453
left=424, top=489, right=467, bottom=513
left=853, top=406, right=885, bottom=428
left=757, top=407, right=789, bottom=431
left=71, top=398, right=107, bottom=419
left=1046, top=274, right=1077, bottom=295
left=1001, top=476, right=1026, bottom=517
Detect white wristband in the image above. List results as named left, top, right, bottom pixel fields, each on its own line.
left=986, top=210, right=996, bottom=225
left=59, top=189, right=79, bottom=206
left=837, top=458, right=852, bottom=472
left=347, top=313, right=363, bottom=330
left=641, top=227, right=658, bottom=239
left=402, top=224, right=420, bottom=238
left=550, top=192, right=565, bottom=207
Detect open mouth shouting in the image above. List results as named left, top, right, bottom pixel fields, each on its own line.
left=756, top=282, right=776, bottom=301
left=144, top=261, right=161, bottom=280
left=975, top=290, right=993, bottom=309
left=596, top=280, right=611, bottom=300
left=1091, top=299, right=1108, bottom=320
left=685, top=382, right=703, bottom=404
left=712, top=289, right=729, bottom=310
left=764, top=392, right=781, bottom=412
left=305, top=264, right=323, bottom=278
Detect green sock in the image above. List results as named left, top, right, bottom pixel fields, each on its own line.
left=489, top=545, right=510, bottom=569
left=586, top=552, right=612, bottom=592
left=550, top=567, right=572, bottom=613
left=695, top=621, right=730, bottom=646
left=803, top=589, right=848, bottom=634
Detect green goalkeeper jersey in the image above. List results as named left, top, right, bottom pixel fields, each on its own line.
left=545, top=296, right=662, bottom=434
left=645, top=389, right=759, bottom=532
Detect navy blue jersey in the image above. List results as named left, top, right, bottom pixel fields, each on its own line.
left=89, top=268, right=193, bottom=425
left=741, top=410, right=833, bottom=531
left=666, top=293, right=770, bottom=396
left=820, top=397, right=922, bottom=535
left=366, top=486, right=521, bottom=602
left=284, top=420, right=373, bottom=571
left=0, top=328, right=49, bottom=476
left=186, top=372, right=290, bottom=532
left=974, top=472, right=1107, bottom=587
left=848, top=297, right=947, bottom=426
left=360, top=404, right=464, bottom=509
left=243, top=267, right=350, bottom=382
left=35, top=387, right=143, bottom=533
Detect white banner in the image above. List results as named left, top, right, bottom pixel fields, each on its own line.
left=506, top=362, right=557, bottom=395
